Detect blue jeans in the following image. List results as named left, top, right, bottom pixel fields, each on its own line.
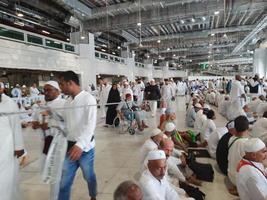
left=58, top=148, right=97, bottom=200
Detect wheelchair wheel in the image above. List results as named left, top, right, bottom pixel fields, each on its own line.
left=113, top=116, right=120, bottom=128
left=128, top=127, right=135, bottom=135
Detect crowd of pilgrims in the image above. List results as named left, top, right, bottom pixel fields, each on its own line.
left=113, top=74, right=267, bottom=200
left=1, top=72, right=267, bottom=200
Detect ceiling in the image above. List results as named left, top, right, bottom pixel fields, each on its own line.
left=0, top=0, right=266, bottom=70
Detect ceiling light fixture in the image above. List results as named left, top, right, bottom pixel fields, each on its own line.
left=180, top=19, right=185, bottom=24
left=173, top=54, right=176, bottom=57
left=214, top=11, right=220, bottom=15
left=137, top=22, right=142, bottom=26
left=211, top=33, right=215, bottom=36
left=42, top=30, right=50, bottom=34
left=14, top=21, right=24, bottom=26
left=157, top=39, right=161, bottom=43
left=17, top=13, right=24, bottom=17
left=66, top=38, right=70, bottom=41
left=208, top=51, right=212, bottom=54
left=112, top=52, right=116, bottom=55
left=167, top=48, right=170, bottom=51
left=223, top=33, right=227, bottom=38
left=101, top=49, right=106, bottom=52
left=117, top=46, right=121, bottom=49
left=80, top=36, right=85, bottom=40
left=191, top=18, right=195, bottom=22
left=209, top=43, right=213, bottom=46
left=202, top=16, right=206, bottom=21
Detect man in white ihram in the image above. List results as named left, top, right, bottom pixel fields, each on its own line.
left=236, top=138, right=267, bottom=200
left=0, top=82, right=25, bottom=200
left=139, top=149, right=180, bottom=200
left=229, top=75, right=246, bottom=110
left=99, top=79, right=111, bottom=118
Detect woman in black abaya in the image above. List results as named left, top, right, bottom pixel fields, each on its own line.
left=105, top=83, right=121, bottom=126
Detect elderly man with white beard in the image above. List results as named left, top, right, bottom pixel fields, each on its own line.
left=0, top=82, right=25, bottom=200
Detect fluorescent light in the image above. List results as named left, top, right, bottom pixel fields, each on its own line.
left=157, top=39, right=161, bottom=43
left=14, top=21, right=24, bottom=26
left=191, top=18, right=195, bottom=22
left=190, top=59, right=192, bottom=62
left=173, top=54, right=176, bottom=57
left=214, top=11, right=220, bottom=15
left=117, top=46, right=121, bottom=49
left=17, top=13, right=24, bottom=17
left=209, top=43, right=213, bottom=46
left=208, top=51, right=212, bottom=54
left=202, top=16, right=206, bottom=21
left=112, top=52, right=116, bottom=55
left=147, top=55, right=150, bottom=58
left=101, top=49, right=106, bottom=52
left=180, top=20, right=185, bottom=24
left=80, top=36, right=85, bottom=40
left=167, top=48, right=170, bottom=51
left=137, top=22, right=142, bottom=26
left=211, top=33, right=215, bottom=36
left=42, top=30, right=50, bottom=34
left=101, top=44, right=107, bottom=47
left=66, top=38, right=70, bottom=41
left=54, top=41, right=61, bottom=44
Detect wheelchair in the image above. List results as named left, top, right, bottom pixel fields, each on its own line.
left=113, top=108, right=138, bottom=135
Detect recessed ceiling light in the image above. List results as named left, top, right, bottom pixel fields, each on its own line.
left=17, top=13, right=24, bottom=17
left=190, top=59, right=192, bottom=62
left=211, top=33, right=215, bottom=36
left=137, top=22, right=142, bottom=26
left=180, top=20, right=185, bottom=24
left=42, top=30, right=50, bottom=34
left=157, top=40, right=161, bottom=43
left=208, top=51, right=212, bottom=54
left=173, top=54, right=176, bottom=57
left=223, top=33, right=227, bottom=38
left=191, top=18, right=195, bottom=22
left=147, top=55, right=150, bottom=58
left=80, top=36, right=85, bottom=40
left=214, top=11, right=220, bottom=15
left=117, top=46, right=121, bottom=49
left=66, top=38, right=70, bottom=41
left=167, top=48, right=170, bottom=51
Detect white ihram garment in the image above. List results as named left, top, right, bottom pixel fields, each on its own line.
left=0, top=94, right=24, bottom=200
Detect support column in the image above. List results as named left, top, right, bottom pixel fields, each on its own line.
left=78, top=33, right=97, bottom=89
left=254, top=48, right=267, bottom=78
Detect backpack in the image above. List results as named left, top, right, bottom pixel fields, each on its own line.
left=187, top=152, right=214, bottom=182
left=179, top=181, right=206, bottom=200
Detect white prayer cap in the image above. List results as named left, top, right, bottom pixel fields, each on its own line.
left=195, top=103, right=202, bottom=108
left=22, top=85, right=26, bottom=88
left=165, top=122, right=176, bottom=132
left=0, top=82, right=4, bottom=88
left=147, top=150, right=166, bottom=161
left=151, top=128, right=162, bottom=137
left=165, top=107, right=175, bottom=115
left=24, top=103, right=31, bottom=107
left=44, top=81, right=60, bottom=91
left=244, top=138, right=266, bottom=153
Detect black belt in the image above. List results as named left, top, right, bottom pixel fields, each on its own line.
left=67, top=135, right=94, bottom=152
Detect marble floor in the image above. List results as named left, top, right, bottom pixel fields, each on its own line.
left=20, top=96, right=239, bottom=200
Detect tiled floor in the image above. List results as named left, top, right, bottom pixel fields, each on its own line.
left=20, top=96, right=239, bottom=200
